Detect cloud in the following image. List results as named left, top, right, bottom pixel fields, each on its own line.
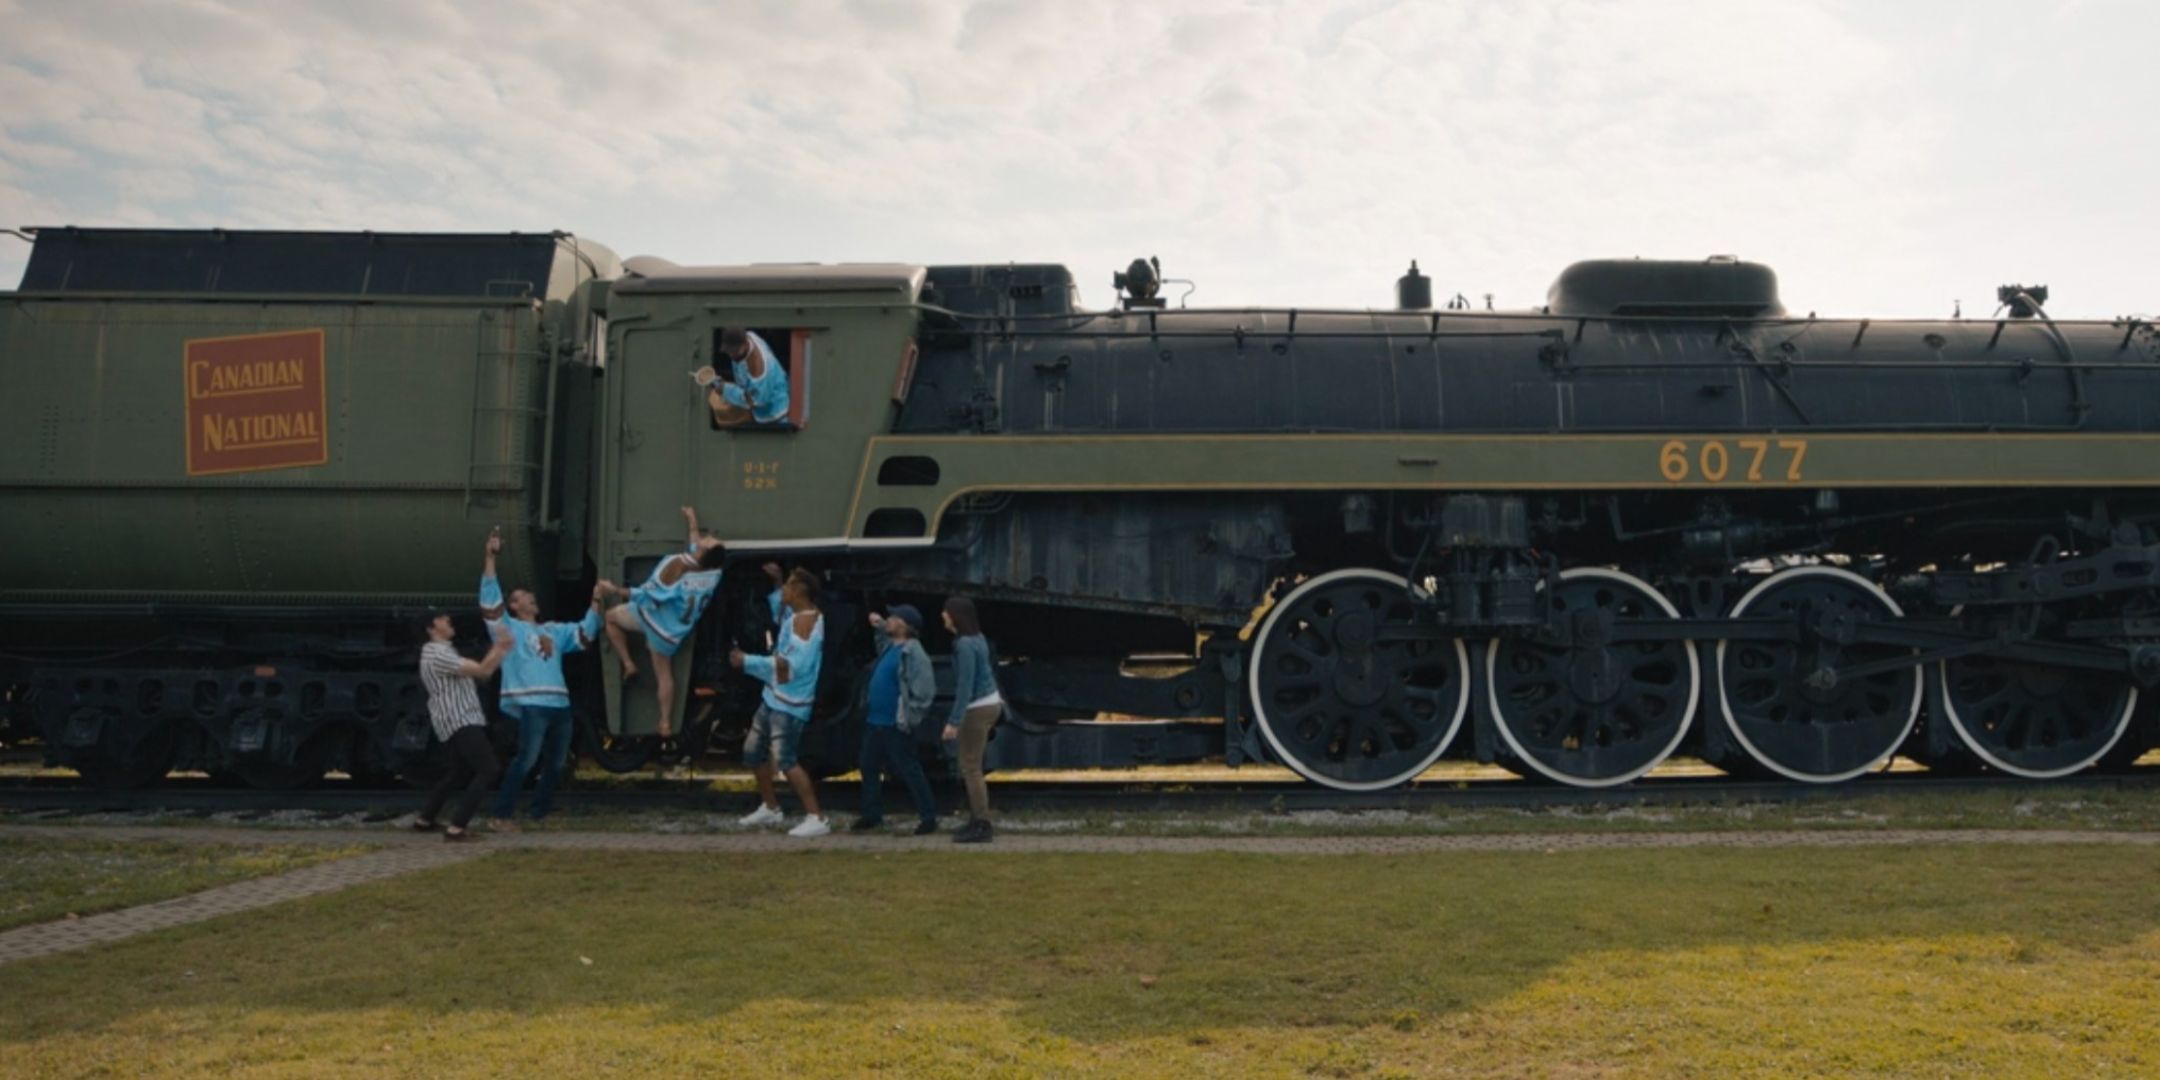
left=0, top=0, right=2154, bottom=316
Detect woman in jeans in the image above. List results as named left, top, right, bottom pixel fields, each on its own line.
left=941, top=597, right=1002, bottom=843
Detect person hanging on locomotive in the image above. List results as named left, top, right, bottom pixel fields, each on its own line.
left=599, top=505, right=725, bottom=741
left=413, top=609, right=514, bottom=842
left=693, top=327, right=789, bottom=428
left=852, top=604, right=940, bottom=835
left=942, top=596, right=1004, bottom=844
left=732, top=567, right=831, bottom=838
left=478, top=526, right=611, bottom=831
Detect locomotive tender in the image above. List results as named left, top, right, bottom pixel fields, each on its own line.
left=4, top=227, right=2158, bottom=792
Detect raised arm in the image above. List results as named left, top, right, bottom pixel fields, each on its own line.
left=479, top=527, right=505, bottom=621
left=561, top=581, right=610, bottom=654
left=681, top=505, right=701, bottom=553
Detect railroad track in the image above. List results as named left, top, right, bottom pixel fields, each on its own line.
left=3, top=766, right=2156, bottom=820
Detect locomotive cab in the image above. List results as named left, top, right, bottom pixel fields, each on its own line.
left=595, top=260, right=927, bottom=739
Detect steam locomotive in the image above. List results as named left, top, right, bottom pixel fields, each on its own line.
left=4, top=227, right=2156, bottom=791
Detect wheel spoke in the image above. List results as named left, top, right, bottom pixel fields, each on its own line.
left=1283, top=636, right=1328, bottom=666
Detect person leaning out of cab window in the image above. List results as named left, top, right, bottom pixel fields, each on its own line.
left=693, top=327, right=789, bottom=427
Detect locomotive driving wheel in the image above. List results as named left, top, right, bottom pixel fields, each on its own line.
left=580, top=710, right=657, bottom=773
left=1716, top=566, right=1923, bottom=783
left=1248, top=569, right=1469, bottom=791
left=1936, top=605, right=2138, bottom=779
left=1485, top=568, right=1700, bottom=787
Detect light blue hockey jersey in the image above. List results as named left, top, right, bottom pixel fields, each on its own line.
left=480, top=574, right=602, bottom=715
left=744, top=609, right=824, bottom=720
left=729, top=331, right=789, bottom=424
left=627, top=546, right=722, bottom=659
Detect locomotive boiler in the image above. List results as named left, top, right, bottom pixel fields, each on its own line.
left=5, top=228, right=2158, bottom=792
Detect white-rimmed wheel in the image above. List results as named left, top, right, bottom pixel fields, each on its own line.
left=1716, top=566, right=1923, bottom=783
left=1248, top=569, right=1470, bottom=791
left=1485, top=568, right=1700, bottom=787
left=1936, top=605, right=2139, bottom=779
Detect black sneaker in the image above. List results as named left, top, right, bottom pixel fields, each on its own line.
left=913, top=819, right=939, bottom=836
left=848, top=817, right=884, bottom=833
left=953, top=819, right=993, bottom=844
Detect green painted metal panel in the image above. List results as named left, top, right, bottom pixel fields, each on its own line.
left=597, top=294, right=919, bottom=569
left=844, top=432, right=2160, bottom=541
left=595, top=287, right=919, bottom=735
left=0, top=295, right=557, bottom=603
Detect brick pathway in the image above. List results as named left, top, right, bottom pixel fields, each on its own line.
left=0, top=843, right=478, bottom=966
left=5, top=823, right=2158, bottom=965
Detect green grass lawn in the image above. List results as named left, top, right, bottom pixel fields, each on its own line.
left=0, top=837, right=366, bottom=932
left=3, top=844, right=2157, bottom=1077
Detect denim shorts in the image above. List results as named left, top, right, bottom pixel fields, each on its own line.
left=742, top=704, right=809, bottom=771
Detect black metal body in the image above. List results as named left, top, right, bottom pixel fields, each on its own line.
left=896, top=303, right=2160, bottom=437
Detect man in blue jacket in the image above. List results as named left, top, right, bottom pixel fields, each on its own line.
left=852, top=604, right=939, bottom=835
left=480, top=527, right=609, bottom=830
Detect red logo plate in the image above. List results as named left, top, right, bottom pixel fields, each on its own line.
left=184, top=329, right=329, bottom=477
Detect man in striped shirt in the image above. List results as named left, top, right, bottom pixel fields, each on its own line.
left=415, top=609, right=512, bottom=842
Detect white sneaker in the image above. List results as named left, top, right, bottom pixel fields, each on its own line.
left=738, top=804, right=784, bottom=828
left=787, top=815, right=832, bottom=839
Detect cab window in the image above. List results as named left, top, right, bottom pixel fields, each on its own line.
left=703, top=326, right=810, bottom=433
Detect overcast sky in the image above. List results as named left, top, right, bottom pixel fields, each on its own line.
left=2, top=0, right=2153, bottom=316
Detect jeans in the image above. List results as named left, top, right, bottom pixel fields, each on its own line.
left=421, top=725, right=501, bottom=829
left=492, top=705, right=574, bottom=820
left=858, top=724, right=936, bottom=826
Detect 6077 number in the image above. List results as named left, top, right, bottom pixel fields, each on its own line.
left=1658, top=438, right=1808, bottom=483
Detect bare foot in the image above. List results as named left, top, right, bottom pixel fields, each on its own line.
left=619, top=661, right=640, bottom=683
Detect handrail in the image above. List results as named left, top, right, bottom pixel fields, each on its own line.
left=536, top=342, right=562, bottom=532
left=1, top=290, right=542, bottom=307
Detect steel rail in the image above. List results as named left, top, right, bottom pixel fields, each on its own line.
left=2, top=768, right=2155, bottom=818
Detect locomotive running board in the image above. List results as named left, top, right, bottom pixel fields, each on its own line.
left=979, top=718, right=1222, bottom=772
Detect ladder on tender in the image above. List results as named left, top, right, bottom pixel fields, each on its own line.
left=463, top=309, right=551, bottom=520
